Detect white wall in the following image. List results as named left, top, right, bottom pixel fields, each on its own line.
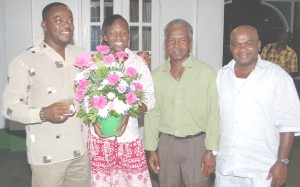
left=0, top=0, right=7, bottom=128
left=5, top=0, right=33, bottom=64
left=0, top=0, right=33, bottom=128
left=196, top=0, right=224, bottom=71
left=151, top=0, right=224, bottom=71
left=31, top=0, right=82, bottom=46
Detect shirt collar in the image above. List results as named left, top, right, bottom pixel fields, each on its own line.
left=162, top=53, right=195, bottom=72
left=34, top=37, right=69, bottom=55
left=223, top=55, right=268, bottom=71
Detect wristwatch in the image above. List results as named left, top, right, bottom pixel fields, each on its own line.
left=279, top=158, right=289, bottom=165
left=208, top=150, right=218, bottom=156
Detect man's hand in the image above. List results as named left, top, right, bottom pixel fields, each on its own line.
left=200, top=150, right=216, bottom=176
left=148, top=151, right=160, bottom=174
left=137, top=51, right=151, bottom=67
left=266, top=161, right=287, bottom=187
left=43, top=102, right=73, bottom=123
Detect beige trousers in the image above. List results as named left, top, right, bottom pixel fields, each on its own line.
left=30, top=152, right=91, bottom=187
left=157, top=133, right=210, bottom=187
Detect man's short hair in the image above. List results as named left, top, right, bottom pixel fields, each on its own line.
left=42, top=2, right=68, bottom=21
left=164, top=19, right=193, bottom=40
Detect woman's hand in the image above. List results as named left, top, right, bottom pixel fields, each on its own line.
left=92, top=121, right=109, bottom=139
left=115, top=116, right=130, bottom=137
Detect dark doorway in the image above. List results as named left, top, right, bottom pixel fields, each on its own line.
left=223, top=0, right=286, bottom=66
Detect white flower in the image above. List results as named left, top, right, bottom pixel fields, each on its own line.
left=88, top=64, right=98, bottom=70
left=98, top=79, right=109, bottom=90
left=115, top=71, right=124, bottom=77
left=119, top=80, right=129, bottom=87
left=107, top=92, right=116, bottom=100
left=98, top=107, right=109, bottom=118
left=113, top=98, right=129, bottom=114
left=83, top=97, right=90, bottom=113
left=74, top=72, right=85, bottom=83
left=109, top=62, right=119, bottom=68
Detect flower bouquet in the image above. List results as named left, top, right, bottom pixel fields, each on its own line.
left=74, top=45, right=144, bottom=136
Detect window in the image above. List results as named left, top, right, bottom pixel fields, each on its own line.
left=88, top=0, right=152, bottom=53
left=129, top=0, right=152, bottom=51
left=90, top=0, right=114, bottom=51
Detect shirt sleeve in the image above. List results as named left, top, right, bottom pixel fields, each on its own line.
left=2, top=57, right=42, bottom=124
left=144, top=99, right=160, bottom=151
left=139, top=63, right=155, bottom=113
left=204, top=72, right=220, bottom=151
left=274, top=70, right=300, bottom=133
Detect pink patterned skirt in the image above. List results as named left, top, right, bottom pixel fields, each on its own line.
left=88, top=131, right=152, bottom=187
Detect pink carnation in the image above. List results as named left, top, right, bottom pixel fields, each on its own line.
left=78, top=79, right=89, bottom=90
left=103, top=54, right=116, bottom=64
left=75, top=51, right=92, bottom=68
left=75, top=89, right=86, bottom=102
left=117, top=85, right=126, bottom=93
left=91, top=96, right=107, bottom=109
left=96, top=45, right=110, bottom=55
left=108, top=74, right=120, bottom=85
left=126, top=67, right=137, bottom=77
left=130, top=85, right=136, bottom=91
left=107, top=101, right=114, bottom=109
left=126, top=93, right=137, bottom=104
left=116, top=51, right=128, bottom=62
left=134, top=83, right=143, bottom=91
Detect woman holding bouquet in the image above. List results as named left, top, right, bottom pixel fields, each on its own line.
left=88, top=14, right=155, bottom=187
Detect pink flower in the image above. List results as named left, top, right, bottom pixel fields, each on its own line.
left=75, top=51, right=92, bottom=68
left=126, top=93, right=137, bottom=104
left=78, top=80, right=89, bottom=90
left=126, top=67, right=137, bottom=77
left=134, top=83, right=143, bottom=91
left=116, top=51, right=128, bottom=62
left=130, top=85, right=136, bottom=91
left=103, top=54, right=116, bottom=64
left=96, top=45, right=110, bottom=55
left=108, top=74, right=120, bottom=85
left=75, top=89, right=86, bottom=102
left=107, top=101, right=114, bottom=109
left=117, top=85, right=126, bottom=93
left=91, top=96, right=107, bottom=109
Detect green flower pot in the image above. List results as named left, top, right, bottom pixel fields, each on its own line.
left=97, top=115, right=121, bottom=137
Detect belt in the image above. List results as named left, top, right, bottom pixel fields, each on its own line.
left=159, top=132, right=204, bottom=140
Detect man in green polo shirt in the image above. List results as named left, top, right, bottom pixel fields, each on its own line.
left=144, top=19, right=220, bottom=187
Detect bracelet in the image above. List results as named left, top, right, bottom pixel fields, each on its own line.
left=40, top=108, right=46, bottom=122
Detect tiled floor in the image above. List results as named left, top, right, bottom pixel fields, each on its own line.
left=0, top=137, right=299, bottom=187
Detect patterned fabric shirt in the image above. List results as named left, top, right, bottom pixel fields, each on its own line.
left=144, top=55, right=220, bottom=151
left=2, top=39, right=88, bottom=165
left=261, top=43, right=298, bottom=72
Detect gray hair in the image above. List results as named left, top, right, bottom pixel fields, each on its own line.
left=164, top=19, right=193, bottom=39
